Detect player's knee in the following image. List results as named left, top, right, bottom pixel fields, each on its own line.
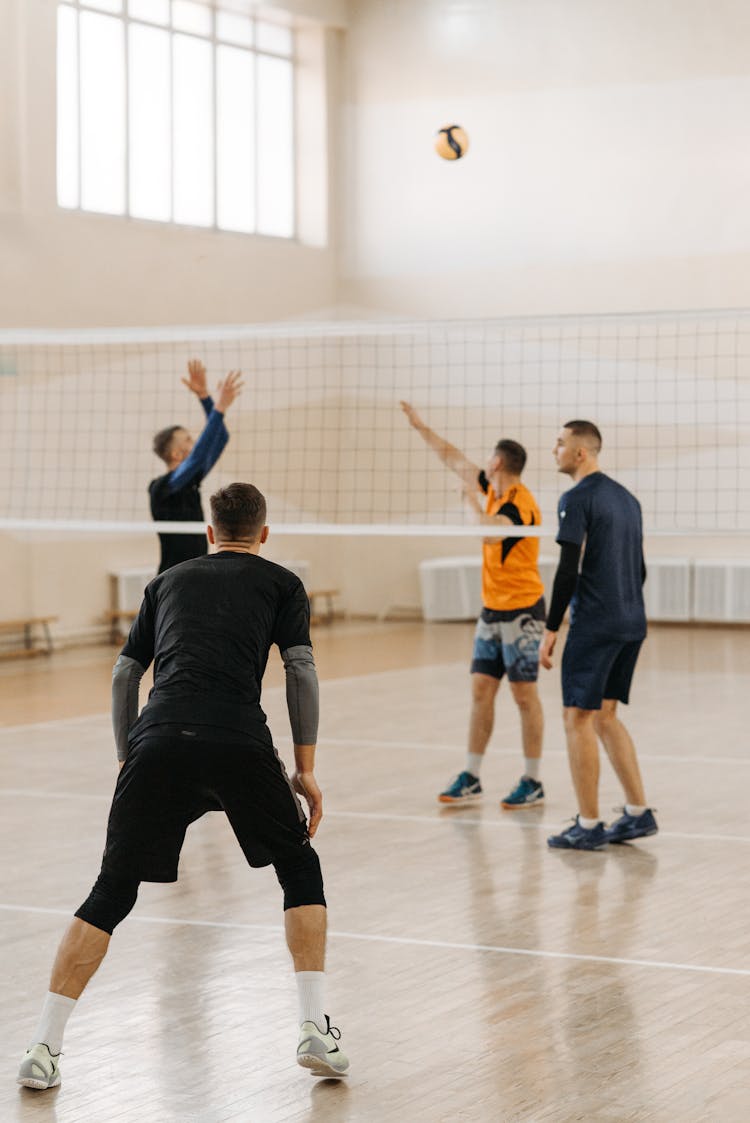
left=471, top=674, right=498, bottom=705
left=274, top=843, right=326, bottom=911
left=510, top=681, right=538, bottom=710
left=74, top=870, right=140, bottom=935
left=592, top=705, right=616, bottom=736
left=563, top=705, right=594, bottom=731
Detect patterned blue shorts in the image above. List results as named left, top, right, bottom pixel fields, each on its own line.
left=470, top=598, right=546, bottom=682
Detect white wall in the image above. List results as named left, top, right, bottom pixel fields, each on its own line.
left=0, top=0, right=345, bottom=328
left=340, top=0, right=750, bottom=317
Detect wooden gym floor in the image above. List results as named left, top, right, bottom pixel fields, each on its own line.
left=1, top=621, right=749, bottom=1122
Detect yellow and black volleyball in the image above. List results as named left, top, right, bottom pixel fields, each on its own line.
left=435, top=124, right=469, bottom=160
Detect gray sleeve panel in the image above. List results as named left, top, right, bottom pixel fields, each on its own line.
left=112, top=654, right=146, bottom=762
left=281, top=644, right=319, bottom=746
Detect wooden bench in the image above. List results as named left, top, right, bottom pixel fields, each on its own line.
left=0, top=615, right=58, bottom=659
left=105, top=609, right=138, bottom=644
left=308, top=589, right=340, bottom=625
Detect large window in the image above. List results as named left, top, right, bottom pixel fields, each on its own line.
left=57, top=0, right=295, bottom=237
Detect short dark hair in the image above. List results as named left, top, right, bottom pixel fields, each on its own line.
left=210, top=483, right=267, bottom=542
left=153, top=425, right=183, bottom=464
left=494, top=439, right=527, bottom=475
left=563, top=420, right=602, bottom=454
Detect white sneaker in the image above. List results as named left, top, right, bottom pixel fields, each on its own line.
left=17, top=1043, right=61, bottom=1090
left=296, top=1016, right=349, bottom=1078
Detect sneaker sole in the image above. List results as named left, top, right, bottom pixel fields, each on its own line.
left=297, top=1054, right=349, bottom=1078
left=547, top=839, right=608, bottom=851
left=438, top=794, right=482, bottom=805
left=17, top=1075, right=61, bottom=1090
left=500, top=797, right=544, bottom=809
left=608, top=828, right=658, bottom=844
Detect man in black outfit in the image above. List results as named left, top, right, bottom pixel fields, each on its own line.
left=17, top=483, right=349, bottom=1092
left=150, top=360, right=243, bottom=573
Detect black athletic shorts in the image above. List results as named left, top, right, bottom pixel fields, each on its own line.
left=100, top=724, right=309, bottom=882
left=561, top=631, right=644, bottom=710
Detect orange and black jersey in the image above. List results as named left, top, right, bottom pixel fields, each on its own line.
left=477, top=472, right=544, bottom=612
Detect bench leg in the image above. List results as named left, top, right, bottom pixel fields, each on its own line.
left=24, top=623, right=32, bottom=651
left=42, top=620, right=53, bottom=654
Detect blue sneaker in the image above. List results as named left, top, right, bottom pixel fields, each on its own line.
left=605, top=808, right=658, bottom=843
left=438, top=771, right=482, bottom=805
left=501, top=775, right=544, bottom=809
left=547, top=816, right=608, bottom=850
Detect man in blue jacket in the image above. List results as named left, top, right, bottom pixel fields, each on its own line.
left=149, top=360, right=243, bottom=572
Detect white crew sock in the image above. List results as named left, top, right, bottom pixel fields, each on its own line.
left=296, top=971, right=326, bottom=1028
left=30, top=992, right=77, bottom=1055
left=465, top=753, right=484, bottom=778
left=578, top=816, right=600, bottom=830
left=523, top=757, right=541, bottom=781
left=625, top=804, right=646, bottom=817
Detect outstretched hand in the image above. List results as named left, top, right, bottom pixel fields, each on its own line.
left=182, top=358, right=209, bottom=398
left=399, top=400, right=423, bottom=429
left=292, top=770, right=323, bottom=838
left=215, top=370, right=244, bottom=414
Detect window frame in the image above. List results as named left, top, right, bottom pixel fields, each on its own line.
left=56, top=0, right=297, bottom=239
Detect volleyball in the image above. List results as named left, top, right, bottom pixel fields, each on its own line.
left=435, top=124, right=469, bottom=160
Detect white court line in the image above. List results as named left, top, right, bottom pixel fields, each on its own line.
left=2, top=788, right=750, bottom=845
left=0, top=902, right=747, bottom=979
left=1, top=718, right=748, bottom=768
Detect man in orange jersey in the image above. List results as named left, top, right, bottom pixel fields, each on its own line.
left=400, top=403, right=546, bottom=809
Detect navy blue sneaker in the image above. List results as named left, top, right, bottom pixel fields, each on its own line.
left=501, top=775, right=544, bottom=809
left=547, top=817, right=608, bottom=850
left=605, top=808, right=658, bottom=843
left=438, top=771, right=482, bottom=805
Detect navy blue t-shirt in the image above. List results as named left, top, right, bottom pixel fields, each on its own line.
left=556, top=472, right=646, bottom=640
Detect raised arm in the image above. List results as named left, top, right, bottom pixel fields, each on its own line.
left=168, top=370, right=243, bottom=492
left=182, top=358, right=214, bottom=417
left=399, top=401, right=481, bottom=489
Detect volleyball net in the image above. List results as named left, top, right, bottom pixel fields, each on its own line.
left=1, top=310, right=749, bottom=536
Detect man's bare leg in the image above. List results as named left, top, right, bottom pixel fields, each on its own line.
left=468, top=672, right=501, bottom=758
left=50, top=918, right=111, bottom=999
left=509, top=680, right=544, bottom=764
left=562, top=706, right=600, bottom=820
left=285, top=904, right=326, bottom=973
left=18, top=918, right=111, bottom=1088
left=288, top=905, right=349, bottom=1077
left=594, top=699, right=646, bottom=806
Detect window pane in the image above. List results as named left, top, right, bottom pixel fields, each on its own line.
left=172, top=0, right=211, bottom=35
left=172, top=34, right=213, bottom=226
left=256, top=21, right=293, bottom=56
left=79, top=11, right=126, bottom=214
left=57, top=4, right=79, bottom=209
left=129, top=24, right=171, bottom=221
left=257, top=55, right=294, bottom=237
left=217, top=45, right=254, bottom=233
left=216, top=10, right=253, bottom=47
left=81, top=0, right=122, bottom=12
left=128, top=0, right=169, bottom=25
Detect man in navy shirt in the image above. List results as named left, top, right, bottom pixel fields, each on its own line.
left=540, top=420, right=657, bottom=850
left=150, top=360, right=243, bottom=573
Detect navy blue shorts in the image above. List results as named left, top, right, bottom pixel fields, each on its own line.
left=561, top=631, right=644, bottom=710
